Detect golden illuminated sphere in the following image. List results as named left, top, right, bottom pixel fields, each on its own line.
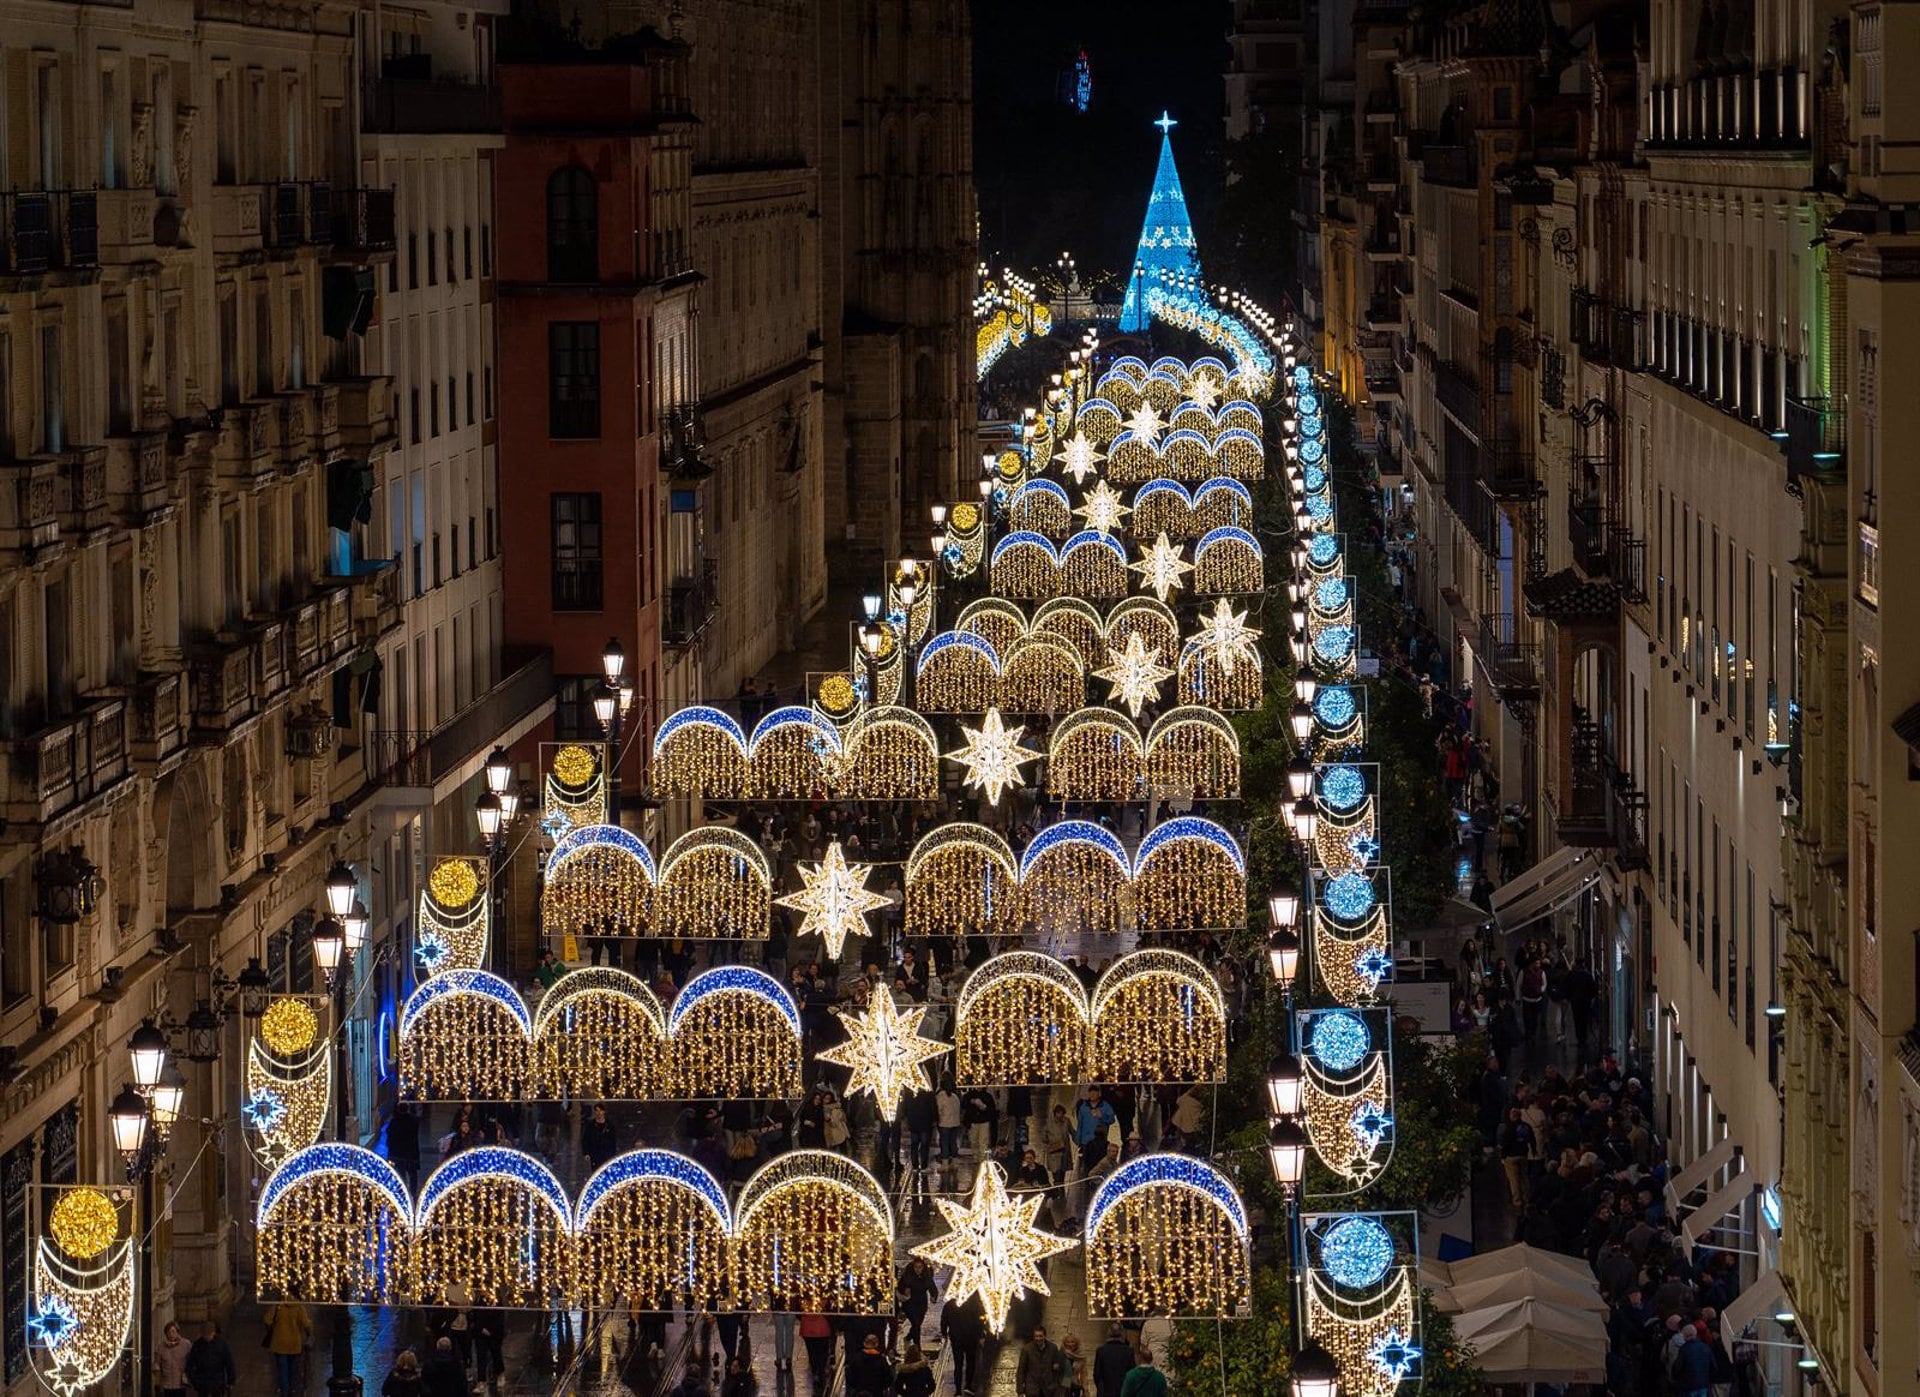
left=49, top=1189, right=119, bottom=1260
left=951, top=503, right=980, bottom=531
left=429, top=858, right=481, bottom=908
left=261, top=997, right=320, bottom=1056
left=876, top=629, right=898, bottom=661
left=818, top=675, right=858, bottom=715
left=552, top=744, right=597, bottom=787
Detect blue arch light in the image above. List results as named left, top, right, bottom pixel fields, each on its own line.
left=1193, top=478, right=1253, bottom=508
left=991, top=531, right=1060, bottom=568
left=1012, top=478, right=1071, bottom=508
left=1308, top=1010, right=1372, bottom=1073
left=669, top=966, right=802, bottom=1037
left=915, top=629, right=1003, bottom=676
left=1133, top=479, right=1192, bottom=510
left=749, top=706, right=841, bottom=756
left=1195, top=526, right=1261, bottom=560
left=576, top=1149, right=732, bottom=1234
left=549, top=823, right=657, bottom=882
left=1135, top=817, right=1245, bottom=874
left=1084, top=1154, right=1248, bottom=1241
left=1019, top=819, right=1131, bottom=881
left=417, top=1147, right=572, bottom=1230
left=654, top=705, right=748, bottom=757
left=399, top=969, right=531, bottom=1039
left=1061, top=529, right=1128, bottom=564
left=259, top=1144, right=413, bottom=1230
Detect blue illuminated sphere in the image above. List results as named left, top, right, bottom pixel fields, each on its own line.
left=1308, top=534, right=1339, bottom=564
left=1314, top=687, right=1357, bottom=728
left=1297, top=392, right=1321, bottom=417
left=1320, top=1216, right=1394, bottom=1290
left=1314, top=578, right=1349, bottom=612
left=1303, top=464, right=1328, bottom=492
left=1323, top=872, right=1376, bottom=922
left=1314, top=625, right=1355, bottom=663
left=1299, top=438, right=1325, bottom=466
left=1318, top=765, right=1366, bottom=811
left=1309, top=1009, right=1371, bottom=1073
left=1300, top=416, right=1323, bottom=441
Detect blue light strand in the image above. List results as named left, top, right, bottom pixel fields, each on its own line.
left=1084, top=1153, right=1248, bottom=1241
left=1062, top=529, right=1128, bottom=564
left=669, top=966, right=803, bottom=1036
left=416, top=1146, right=572, bottom=1230
left=399, top=968, right=532, bottom=1039
left=915, top=629, right=1003, bottom=677
left=1018, top=819, right=1131, bottom=881
left=258, top=1144, right=413, bottom=1229
left=1314, top=686, right=1357, bottom=728
left=749, top=706, right=841, bottom=758
left=990, top=531, right=1060, bottom=568
left=1308, top=534, right=1340, bottom=565
left=1313, top=625, right=1355, bottom=663
left=1134, top=816, right=1246, bottom=874
left=653, top=705, right=748, bottom=757
left=576, top=1149, right=733, bottom=1234
left=549, top=823, right=657, bottom=882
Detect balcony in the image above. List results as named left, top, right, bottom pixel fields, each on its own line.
left=1557, top=719, right=1649, bottom=869
left=53, top=446, right=109, bottom=539
left=1569, top=498, right=1608, bottom=576
left=1364, top=366, right=1402, bottom=403
left=329, top=557, right=402, bottom=646
left=0, top=191, right=98, bottom=277
left=1478, top=612, right=1540, bottom=696
left=373, top=649, right=556, bottom=794
left=283, top=587, right=355, bottom=685
left=1364, top=298, right=1406, bottom=334
left=212, top=402, right=277, bottom=489
left=126, top=671, right=189, bottom=771
left=0, top=699, right=130, bottom=833
left=1434, top=358, right=1480, bottom=427
left=1608, top=527, right=1647, bottom=604
left=104, top=430, right=175, bottom=523
left=666, top=561, right=720, bottom=647
left=331, top=376, right=397, bottom=457
left=1482, top=445, right=1540, bottom=501
left=187, top=633, right=262, bottom=744
left=1783, top=394, right=1844, bottom=494
left=0, top=457, right=66, bottom=560
left=1571, top=292, right=1645, bottom=370
left=363, top=76, right=501, bottom=135
left=329, top=187, right=397, bottom=257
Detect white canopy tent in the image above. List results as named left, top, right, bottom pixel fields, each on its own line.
left=1449, top=1297, right=1608, bottom=1385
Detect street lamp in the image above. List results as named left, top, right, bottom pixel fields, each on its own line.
left=1290, top=702, right=1315, bottom=744
left=601, top=637, right=626, bottom=687
left=1287, top=757, right=1313, bottom=801
left=109, top=1085, right=150, bottom=1170
left=1266, top=1054, right=1305, bottom=1119
left=343, top=899, right=370, bottom=957
left=324, top=860, right=356, bottom=920
left=1266, top=929, right=1301, bottom=989
left=311, top=917, right=346, bottom=983
left=1294, top=671, right=1319, bottom=704
left=1292, top=799, right=1319, bottom=845
left=1268, top=890, right=1301, bottom=931
left=1267, top=1120, right=1307, bottom=1191
left=237, top=958, right=272, bottom=1020
left=1291, top=1342, right=1340, bottom=1397
left=128, top=1021, right=169, bottom=1092
left=484, top=746, right=513, bottom=795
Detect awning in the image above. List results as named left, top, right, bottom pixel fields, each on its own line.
left=1682, top=1170, right=1755, bottom=1249
left=1664, top=1136, right=1742, bottom=1215
left=1718, top=1268, right=1788, bottom=1354
left=1493, top=846, right=1602, bottom=933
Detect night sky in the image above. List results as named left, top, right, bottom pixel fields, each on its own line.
left=973, top=0, right=1228, bottom=285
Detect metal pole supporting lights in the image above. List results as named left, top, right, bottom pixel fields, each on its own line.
left=309, top=907, right=363, bottom=1396
left=598, top=636, right=625, bottom=827
left=115, top=1020, right=185, bottom=1397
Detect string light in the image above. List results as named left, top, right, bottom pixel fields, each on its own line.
left=1306, top=1265, right=1417, bottom=1397
left=1084, top=1155, right=1250, bottom=1317
left=257, top=1145, right=411, bottom=1305
left=1133, top=817, right=1246, bottom=931
left=1096, top=632, right=1174, bottom=716
left=1130, top=532, right=1194, bottom=602
left=818, top=989, right=951, bottom=1122
left=261, top=997, right=319, bottom=1056
left=1046, top=707, right=1145, bottom=803
left=575, top=1150, right=731, bottom=1311
left=957, top=598, right=1029, bottom=657
left=664, top=967, right=804, bottom=1099
left=245, top=1037, right=331, bottom=1168
left=419, top=858, right=490, bottom=974
left=1193, top=598, right=1261, bottom=678
left=947, top=708, right=1044, bottom=805
left=1308, top=1010, right=1372, bottom=1073
left=1143, top=706, right=1243, bottom=799
left=1192, top=526, right=1263, bottom=595
left=734, top=1151, right=896, bottom=1312
left=399, top=970, right=532, bottom=1101
left=1032, top=597, right=1108, bottom=669
left=415, top=1147, right=573, bottom=1308
left=999, top=634, right=1085, bottom=712
left=1010, top=478, right=1074, bottom=538
left=1088, top=949, right=1228, bottom=1082
left=914, top=1161, right=1075, bottom=1334
left=776, top=840, right=891, bottom=959
left=1177, top=638, right=1264, bottom=710
left=954, top=953, right=1090, bottom=1085
left=544, top=823, right=655, bottom=941
left=653, top=706, right=752, bottom=799
left=841, top=707, right=941, bottom=799
left=1319, top=765, right=1367, bottom=812
left=1105, top=596, right=1181, bottom=668
left=1019, top=821, right=1133, bottom=935
left=532, top=969, right=667, bottom=1100
left=1318, top=1216, right=1395, bottom=1290
left=47, top=1192, right=118, bottom=1263
left=30, top=1236, right=134, bottom=1396
left=655, top=827, right=772, bottom=939
left=1060, top=530, right=1131, bottom=599
left=1126, top=401, right=1165, bottom=444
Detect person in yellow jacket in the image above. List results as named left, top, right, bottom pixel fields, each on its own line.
left=262, top=1297, right=311, bottom=1397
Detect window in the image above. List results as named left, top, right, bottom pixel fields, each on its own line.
left=466, top=372, right=475, bottom=426
left=481, top=223, right=492, bottom=277
left=548, top=321, right=601, bottom=438
left=409, top=387, right=421, bottom=444
left=464, top=226, right=474, bottom=280
left=254, top=285, right=273, bottom=395
left=427, top=227, right=437, bottom=286
left=554, top=675, right=594, bottom=740
left=448, top=376, right=457, bottom=432
left=551, top=493, right=603, bottom=611
left=445, top=227, right=455, bottom=283
left=546, top=166, right=598, bottom=282
left=407, top=232, right=419, bottom=289
left=429, top=382, right=439, bottom=437
left=40, top=325, right=63, bottom=455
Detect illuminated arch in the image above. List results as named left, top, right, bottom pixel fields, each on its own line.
left=257, top=1145, right=412, bottom=1306
left=1216, top=400, right=1262, bottom=435
left=1090, top=949, right=1228, bottom=1082
left=1130, top=479, right=1194, bottom=539
left=1030, top=596, right=1107, bottom=668
left=954, top=952, right=1090, bottom=1086
left=1192, top=478, right=1253, bottom=533
left=1168, top=403, right=1215, bottom=437
left=1105, top=596, right=1181, bottom=667
left=997, top=633, right=1084, bottom=714
left=1084, top=1155, right=1251, bottom=1317
left=1178, top=637, right=1264, bottom=710
left=1133, top=817, right=1247, bottom=931
left=955, top=597, right=1029, bottom=659
left=732, top=1152, right=896, bottom=1313
left=1008, top=478, right=1073, bottom=539
left=841, top=705, right=940, bottom=799
left=665, top=967, right=803, bottom=1099
left=1045, top=707, right=1144, bottom=802
left=903, top=824, right=1019, bottom=938
left=533, top=968, right=667, bottom=1099
left=1141, top=370, right=1184, bottom=413
left=655, top=827, right=773, bottom=939
left=1058, top=529, right=1129, bottom=600
left=1105, top=430, right=1159, bottom=485
left=1144, top=706, right=1243, bottom=799
left=1109, top=355, right=1151, bottom=380
left=415, top=1148, right=573, bottom=1307
left=1076, top=397, right=1125, bottom=447
left=653, top=706, right=751, bottom=799
left=1160, top=428, right=1211, bottom=480
left=916, top=630, right=1003, bottom=712
left=989, top=532, right=1062, bottom=599
left=1212, top=427, right=1265, bottom=481
left=1019, top=820, right=1132, bottom=934
left=398, top=970, right=532, bottom=1100
left=543, top=823, right=654, bottom=940
left=1192, top=526, right=1263, bottom=595
left=746, top=706, right=840, bottom=799
left=574, top=1150, right=732, bottom=1309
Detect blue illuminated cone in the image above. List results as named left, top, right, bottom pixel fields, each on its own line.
left=1120, top=112, right=1203, bottom=332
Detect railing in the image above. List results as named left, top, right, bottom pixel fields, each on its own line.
left=364, top=77, right=501, bottom=134
left=1482, top=444, right=1539, bottom=500
left=375, top=649, right=556, bottom=789
left=1609, top=527, right=1648, bottom=604
left=1420, top=144, right=1475, bottom=186
left=1434, top=358, right=1480, bottom=426
left=330, top=187, right=398, bottom=254
left=1643, top=72, right=1807, bottom=152
left=1478, top=612, right=1540, bottom=695
left=666, top=560, right=719, bottom=647
left=0, top=191, right=98, bottom=273
left=1784, top=394, right=1845, bottom=490
left=0, top=700, right=130, bottom=827
left=1557, top=718, right=1649, bottom=867
left=1569, top=498, right=1608, bottom=576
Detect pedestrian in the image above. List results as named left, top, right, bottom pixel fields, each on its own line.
left=472, top=1307, right=506, bottom=1384
left=896, top=1256, right=936, bottom=1348
left=1017, top=1326, right=1069, bottom=1397
left=771, top=1308, right=797, bottom=1373
left=940, top=1291, right=986, bottom=1396
left=1061, top=1333, right=1086, bottom=1397
left=381, top=1350, right=425, bottom=1397
left=422, top=1336, right=468, bottom=1397
left=154, top=1319, right=192, bottom=1397
left=722, top=1355, right=759, bottom=1397
left=185, top=1320, right=237, bottom=1397
left=846, top=1332, right=895, bottom=1397
left=1518, top=958, right=1548, bottom=1042
left=800, top=1311, right=835, bottom=1392
left=903, top=1087, right=936, bottom=1171
left=935, top=1081, right=963, bottom=1160
left=261, top=1295, right=311, bottom=1397
left=1118, top=1346, right=1167, bottom=1397
left=1093, top=1324, right=1134, bottom=1397
left=895, top=1343, right=937, bottom=1397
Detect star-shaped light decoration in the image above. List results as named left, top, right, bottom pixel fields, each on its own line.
left=912, top=1161, right=1075, bottom=1334
left=27, top=1296, right=77, bottom=1349
left=1073, top=479, right=1130, bottom=535
left=776, top=841, right=891, bottom=959
left=946, top=708, right=1044, bottom=806
left=1350, top=1100, right=1395, bottom=1151
left=1055, top=432, right=1105, bottom=486
left=1355, top=946, right=1395, bottom=994
left=1187, top=374, right=1223, bottom=411
left=1095, top=633, right=1174, bottom=717
left=242, top=1089, right=287, bottom=1132
left=1129, top=532, right=1193, bottom=603
left=817, top=988, right=950, bottom=1122
left=1125, top=401, right=1165, bottom=445
left=414, top=933, right=448, bottom=972
left=1193, top=597, right=1261, bottom=678
left=1368, top=1327, right=1423, bottom=1383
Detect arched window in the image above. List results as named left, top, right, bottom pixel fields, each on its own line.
left=547, top=166, right=598, bottom=283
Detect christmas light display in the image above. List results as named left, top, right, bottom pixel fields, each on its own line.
left=543, top=823, right=655, bottom=941
left=1318, top=765, right=1368, bottom=813
left=1212, top=427, right=1266, bottom=481
left=1314, top=685, right=1365, bottom=753
left=1042, top=706, right=1140, bottom=801
left=841, top=706, right=941, bottom=799
left=575, top=1150, right=731, bottom=1310
left=1132, top=479, right=1193, bottom=539
left=1193, top=477, right=1254, bottom=533
left=748, top=706, right=843, bottom=798
left=1105, top=596, right=1181, bottom=668
left=914, top=1161, right=1075, bottom=1334
left=418, top=856, right=490, bottom=975
left=1095, top=632, right=1174, bottom=716
left=1304, top=1209, right=1421, bottom=1397
left=776, top=840, right=891, bottom=960
left=1074, top=479, right=1130, bottom=534
left=947, top=707, right=1045, bottom=805
left=1176, top=637, right=1265, bottom=710
left=1055, top=432, right=1106, bottom=487
left=903, top=824, right=1020, bottom=939
left=30, top=1193, right=134, bottom=1397
left=1084, top=1155, right=1250, bottom=1317
left=1088, top=949, right=1228, bottom=1082
left=1301, top=1010, right=1395, bottom=1187
left=1159, top=428, right=1211, bottom=478
left=1132, top=816, right=1246, bottom=930
left=399, top=969, right=532, bottom=1101
left=414, top=1147, right=573, bottom=1308
left=917, top=630, right=1004, bottom=712
left=1120, top=113, right=1204, bottom=333
left=1031, top=597, right=1108, bottom=669
left=956, top=597, right=1026, bottom=658
left=652, top=706, right=752, bottom=799
left=245, top=1034, right=331, bottom=1168
left=1019, top=819, right=1134, bottom=934
left=532, top=968, right=668, bottom=1100
left=1058, top=529, right=1131, bottom=600
left=1106, top=430, right=1161, bottom=486
left=1008, top=478, right=1073, bottom=539
left=1217, top=400, right=1262, bottom=436
left=1144, top=705, right=1243, bottom=799
left=990, top=532, right=1062, bottom=600
left=1192, top=526, right=1263, bottom=596
left=1192, top=598, right=1262, bottom=679
left=817, top=988, right=951, bottom=1122
left=1076, top=398, right=1124, bottom=446
left=998, top=634, right=1086, bottom=713
left=1322, top=871, right=1379, bottom=925
left=1318, top=1215, right=1396, bottom=1290
left=732, top=1151, right=895, bottom=1313
left=1313, top=623, right=1358, bottom=677
left=261, top=997, right=320, bottom=1056
left=1307, top=532, right=1343, bottom=573
left=257, top=1145, right=411, bottom=1305
left=655, top=827, right=772, bottom=939
left=1130, top=532, right=1193, bottom=602
left=664, top=967, right=803, bottom=1099
left=545, top=743, right=607, bottom=831
left=954, top=952, right=1090, bottom=1085
left=1126, top=401, right=1167, bottom=445
left=947, top=501, right=987, bottom=577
